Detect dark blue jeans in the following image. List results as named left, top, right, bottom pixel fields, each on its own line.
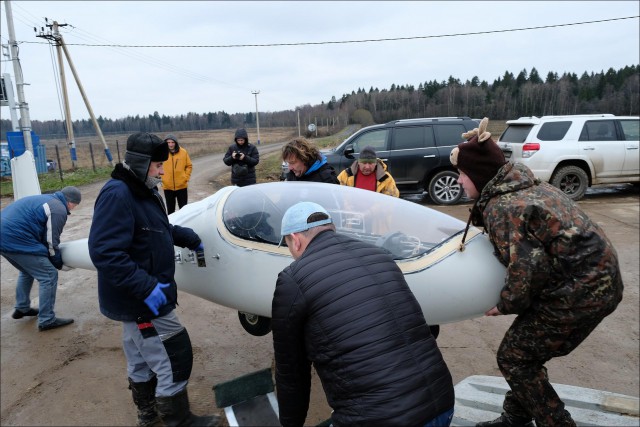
left=424, top=407, right=454, bottom=427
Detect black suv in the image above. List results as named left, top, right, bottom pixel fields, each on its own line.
left=323, top=117, right=479, bottom=204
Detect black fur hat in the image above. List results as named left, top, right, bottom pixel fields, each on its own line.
left=124, top=132, right=169, bottom=180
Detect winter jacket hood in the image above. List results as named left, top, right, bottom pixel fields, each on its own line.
left=234, top=128, right=249, bottom=143
left=164, top=134, right=181, bottom=153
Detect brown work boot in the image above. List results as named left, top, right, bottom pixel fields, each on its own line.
left=476, top=413, right=535, bottom=427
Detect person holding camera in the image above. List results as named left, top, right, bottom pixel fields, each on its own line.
left=223, top=128, right=260, bottom=187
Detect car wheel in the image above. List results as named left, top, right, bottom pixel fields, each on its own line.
left=550, top=165, right=588, bottom=201
left=238, top=311, right=272, bottom=336
left=428, top=171, right=463, bottom=205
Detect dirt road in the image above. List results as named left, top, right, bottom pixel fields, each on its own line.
left=1, top=150, right=638, bottom=426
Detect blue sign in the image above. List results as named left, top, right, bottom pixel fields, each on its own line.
left=6, top=131, right=47, bottom=174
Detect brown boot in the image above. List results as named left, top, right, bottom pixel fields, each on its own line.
left=156, top=388, right=220, bottom=427
left=128, top=376, right=162, bottom=427
left=476, top=413, right=535, bottom=427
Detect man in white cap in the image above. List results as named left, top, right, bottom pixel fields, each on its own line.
left=1, top=186, right=81, bottom=331
left=272, top=201, right=454, bottom=427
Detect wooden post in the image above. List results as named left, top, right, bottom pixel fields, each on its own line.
left=89, top=142, right=96, bottom=172
left=55, top=144, right=63, bottom=182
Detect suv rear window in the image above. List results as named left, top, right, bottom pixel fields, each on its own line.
left=620, top=120, right=640, bottom=140
left=352, top=129, right=388, bottom=152
left=579, top=120, right=618, bottom=141
left=536, top=121, right=571, bottom=141
left=393, top=126, right=425, bottom=150
left=500, top=125, right=534, bottom=143
left=434, top=124, right=468, bottom=147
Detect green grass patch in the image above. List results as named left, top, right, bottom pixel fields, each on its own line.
left=1, top=167, right=112, bottom=197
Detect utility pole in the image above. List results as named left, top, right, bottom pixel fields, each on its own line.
left=252, top=90, right=261, bottom=145
left=296, top=109, right=301, bottom=137
left=51, top=21, right=77, bottom=167
left=4, top=0, right=33, bottom=152
left=37, top=20, right=113, bottom=166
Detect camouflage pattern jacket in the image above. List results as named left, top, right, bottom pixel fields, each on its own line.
left=472, top=162, right=623, bottom=320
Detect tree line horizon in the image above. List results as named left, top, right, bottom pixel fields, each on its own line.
left=2, top=64, right=638, bottom=140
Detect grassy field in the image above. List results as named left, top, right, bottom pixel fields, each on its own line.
left=1, top=120, right=507, bottom=197
left=0, top=127, right=299, bottom=197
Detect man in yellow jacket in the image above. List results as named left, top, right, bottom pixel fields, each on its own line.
left=337, top=146, right=399, bottom=197
left=161, top=134, right=193, bottom=214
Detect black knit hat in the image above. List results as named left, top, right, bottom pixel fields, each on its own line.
left=124, top=132, right=168, bottom=180
left=450, top=118, right=507, bottom=193
left=359, top=145, right=377, bottom=162
left=61, top=186, right=82, bottom=204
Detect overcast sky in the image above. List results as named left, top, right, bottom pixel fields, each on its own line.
left=1, top=1, right=639, bottom=122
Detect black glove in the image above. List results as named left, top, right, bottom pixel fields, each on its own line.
left=195, top=242, right=206, bottom=267
left=49, top=250, right=63, bottom=270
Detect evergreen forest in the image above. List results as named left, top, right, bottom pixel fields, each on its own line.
left=2, top=65, right=638, bottom=139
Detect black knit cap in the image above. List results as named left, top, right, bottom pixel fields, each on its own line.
left=358, top=145, right=377, bottom=162
left=450, top=118, right=507, bottom=193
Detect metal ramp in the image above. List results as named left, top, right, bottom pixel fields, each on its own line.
left=452, top=375, right=639, bottom=426
left=214, top=370, right=639, bottom=426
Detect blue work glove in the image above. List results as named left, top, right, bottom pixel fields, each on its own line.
left=144, top=282, right=170, bottom=316
left=196, top=243, right=204, bottom=251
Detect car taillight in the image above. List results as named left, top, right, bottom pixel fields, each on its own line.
left=522, top=142, right=540, bottom=158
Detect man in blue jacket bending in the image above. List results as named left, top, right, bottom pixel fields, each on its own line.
left=1, top=185, right=81, bottom=331
left=89, top=132, right=219, bottom=427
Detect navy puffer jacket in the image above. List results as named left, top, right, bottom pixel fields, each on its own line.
left=272, top=230, right=454, bottom=427
left=89, top=164, right=201, bottom=321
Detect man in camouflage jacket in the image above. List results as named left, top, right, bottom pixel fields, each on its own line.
left=450, top=118, right=624, bottom=427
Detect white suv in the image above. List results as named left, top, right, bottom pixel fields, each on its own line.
left=498, top=114, right=639, bottom=200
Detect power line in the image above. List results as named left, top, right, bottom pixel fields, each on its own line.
left=12, top=16, right=640, bottom=48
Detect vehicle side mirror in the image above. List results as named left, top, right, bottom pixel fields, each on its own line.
left=344, top=144, right=355, bottom=158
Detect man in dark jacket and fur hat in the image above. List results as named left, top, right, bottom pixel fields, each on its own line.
left=450, top=118, right=623, bottom=427
left=272, top=201, right=454, bottom=427
left=89, top=132, right=220, bottom=427
left=223, top=128, right=260, bottom=186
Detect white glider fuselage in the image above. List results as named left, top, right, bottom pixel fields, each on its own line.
left=61, top=182, right=506, bottom=327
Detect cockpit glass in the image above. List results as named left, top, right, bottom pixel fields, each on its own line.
left=222, top=182, right=466, bottom=260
